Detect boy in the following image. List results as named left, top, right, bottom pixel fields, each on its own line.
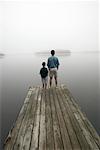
left=40, top=62, right=48, bottom=89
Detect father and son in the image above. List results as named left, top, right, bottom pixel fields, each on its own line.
left=40, top=50, right=60, bottom=89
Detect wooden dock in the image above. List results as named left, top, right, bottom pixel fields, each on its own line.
left=4, top=85, right=100, bottom=150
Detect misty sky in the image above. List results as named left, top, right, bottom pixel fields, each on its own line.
left=0, top=0, right=99, bottom=53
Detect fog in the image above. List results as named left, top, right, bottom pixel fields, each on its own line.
left=0, top=0, right=99, bottom=53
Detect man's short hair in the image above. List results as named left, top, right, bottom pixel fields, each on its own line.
left=51, top=50, right=55, bottom=56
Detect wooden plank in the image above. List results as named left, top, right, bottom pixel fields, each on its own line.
left=13, top=88, right=37, bottom=150
left=39, top=89, right=46, bottom=150
left=50, top=88, right=64, bottom=150
left=30, top=87, right=41, bottom=150
left=74, top=112, right=99, bottom=149
left=61, top=85, right=100, bottom=149
left=69, top=98, right=99, bottom=149
left=67, top=91, right=100, bottom=149
left=52, top=88, right=72, bottom=150
left=56, top=87, right=81, bottom=150
left=84, top=119, right=100, bottom=149
left=59, top=86, right=91, bottom=150
left=20, top=88, right=39, bottom=150
left=4, top=88, right=34, bottom=150
left=45, top=89, right=55, bottom=150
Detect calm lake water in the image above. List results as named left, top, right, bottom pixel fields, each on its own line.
left=1, top=52, right=100, bottom=148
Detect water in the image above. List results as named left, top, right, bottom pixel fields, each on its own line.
left=1, top=52, right=100, bottom=148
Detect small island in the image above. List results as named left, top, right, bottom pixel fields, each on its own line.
left=35, top=50, right=71, bottom=56
left=0, top=53, right=5, bottom=56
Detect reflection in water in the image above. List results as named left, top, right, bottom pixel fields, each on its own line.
left=1, top=52, right=100, bottom=149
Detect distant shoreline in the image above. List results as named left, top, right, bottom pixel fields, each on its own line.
left=36, top=50, right=71, bottom=54
left=35, top=50, right=71, bottom=56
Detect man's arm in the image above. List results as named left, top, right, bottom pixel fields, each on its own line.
left=47, top=58, right=50, bottom=70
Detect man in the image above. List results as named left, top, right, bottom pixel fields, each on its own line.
left=47, top=50, right=60, bottom=87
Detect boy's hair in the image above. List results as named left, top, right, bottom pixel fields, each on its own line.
left=42, top=62, right=46, bottom=67
left=51, top=50, right=55, bottom=56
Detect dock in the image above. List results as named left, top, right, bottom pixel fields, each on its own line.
left=4, top=85, right=100, bottom=150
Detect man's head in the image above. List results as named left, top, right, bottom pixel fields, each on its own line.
left=42, top=62, right=46, bottom=67
left=51, top=50, right=55, bottom=56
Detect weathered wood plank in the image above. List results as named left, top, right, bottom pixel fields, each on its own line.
left=45, top=89, right=55, bottom=150
left=39, top=90, right=46, bottom=150
left=56, top=87, right=81, bottom=150
left=50, top=88, right=64, bottom=150
left=64, top=87, right=100, bottom=149
left=61, top=85, right=100, bottom=149
left=13, top=88, right=37, bottom=150
left=20, top=88, right=39, bottom=150
left=30, top=87, right=41, bottom=150
left=52, top=88, right=72, bottom=150
left=4, top=88, right=34, bottom=150
left=60, top=86, right=91, bottom=150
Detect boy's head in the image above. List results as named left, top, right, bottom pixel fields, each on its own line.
left=42, top=62, right=46, bottom=67
left=51, top=50, right=55, bottom=56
